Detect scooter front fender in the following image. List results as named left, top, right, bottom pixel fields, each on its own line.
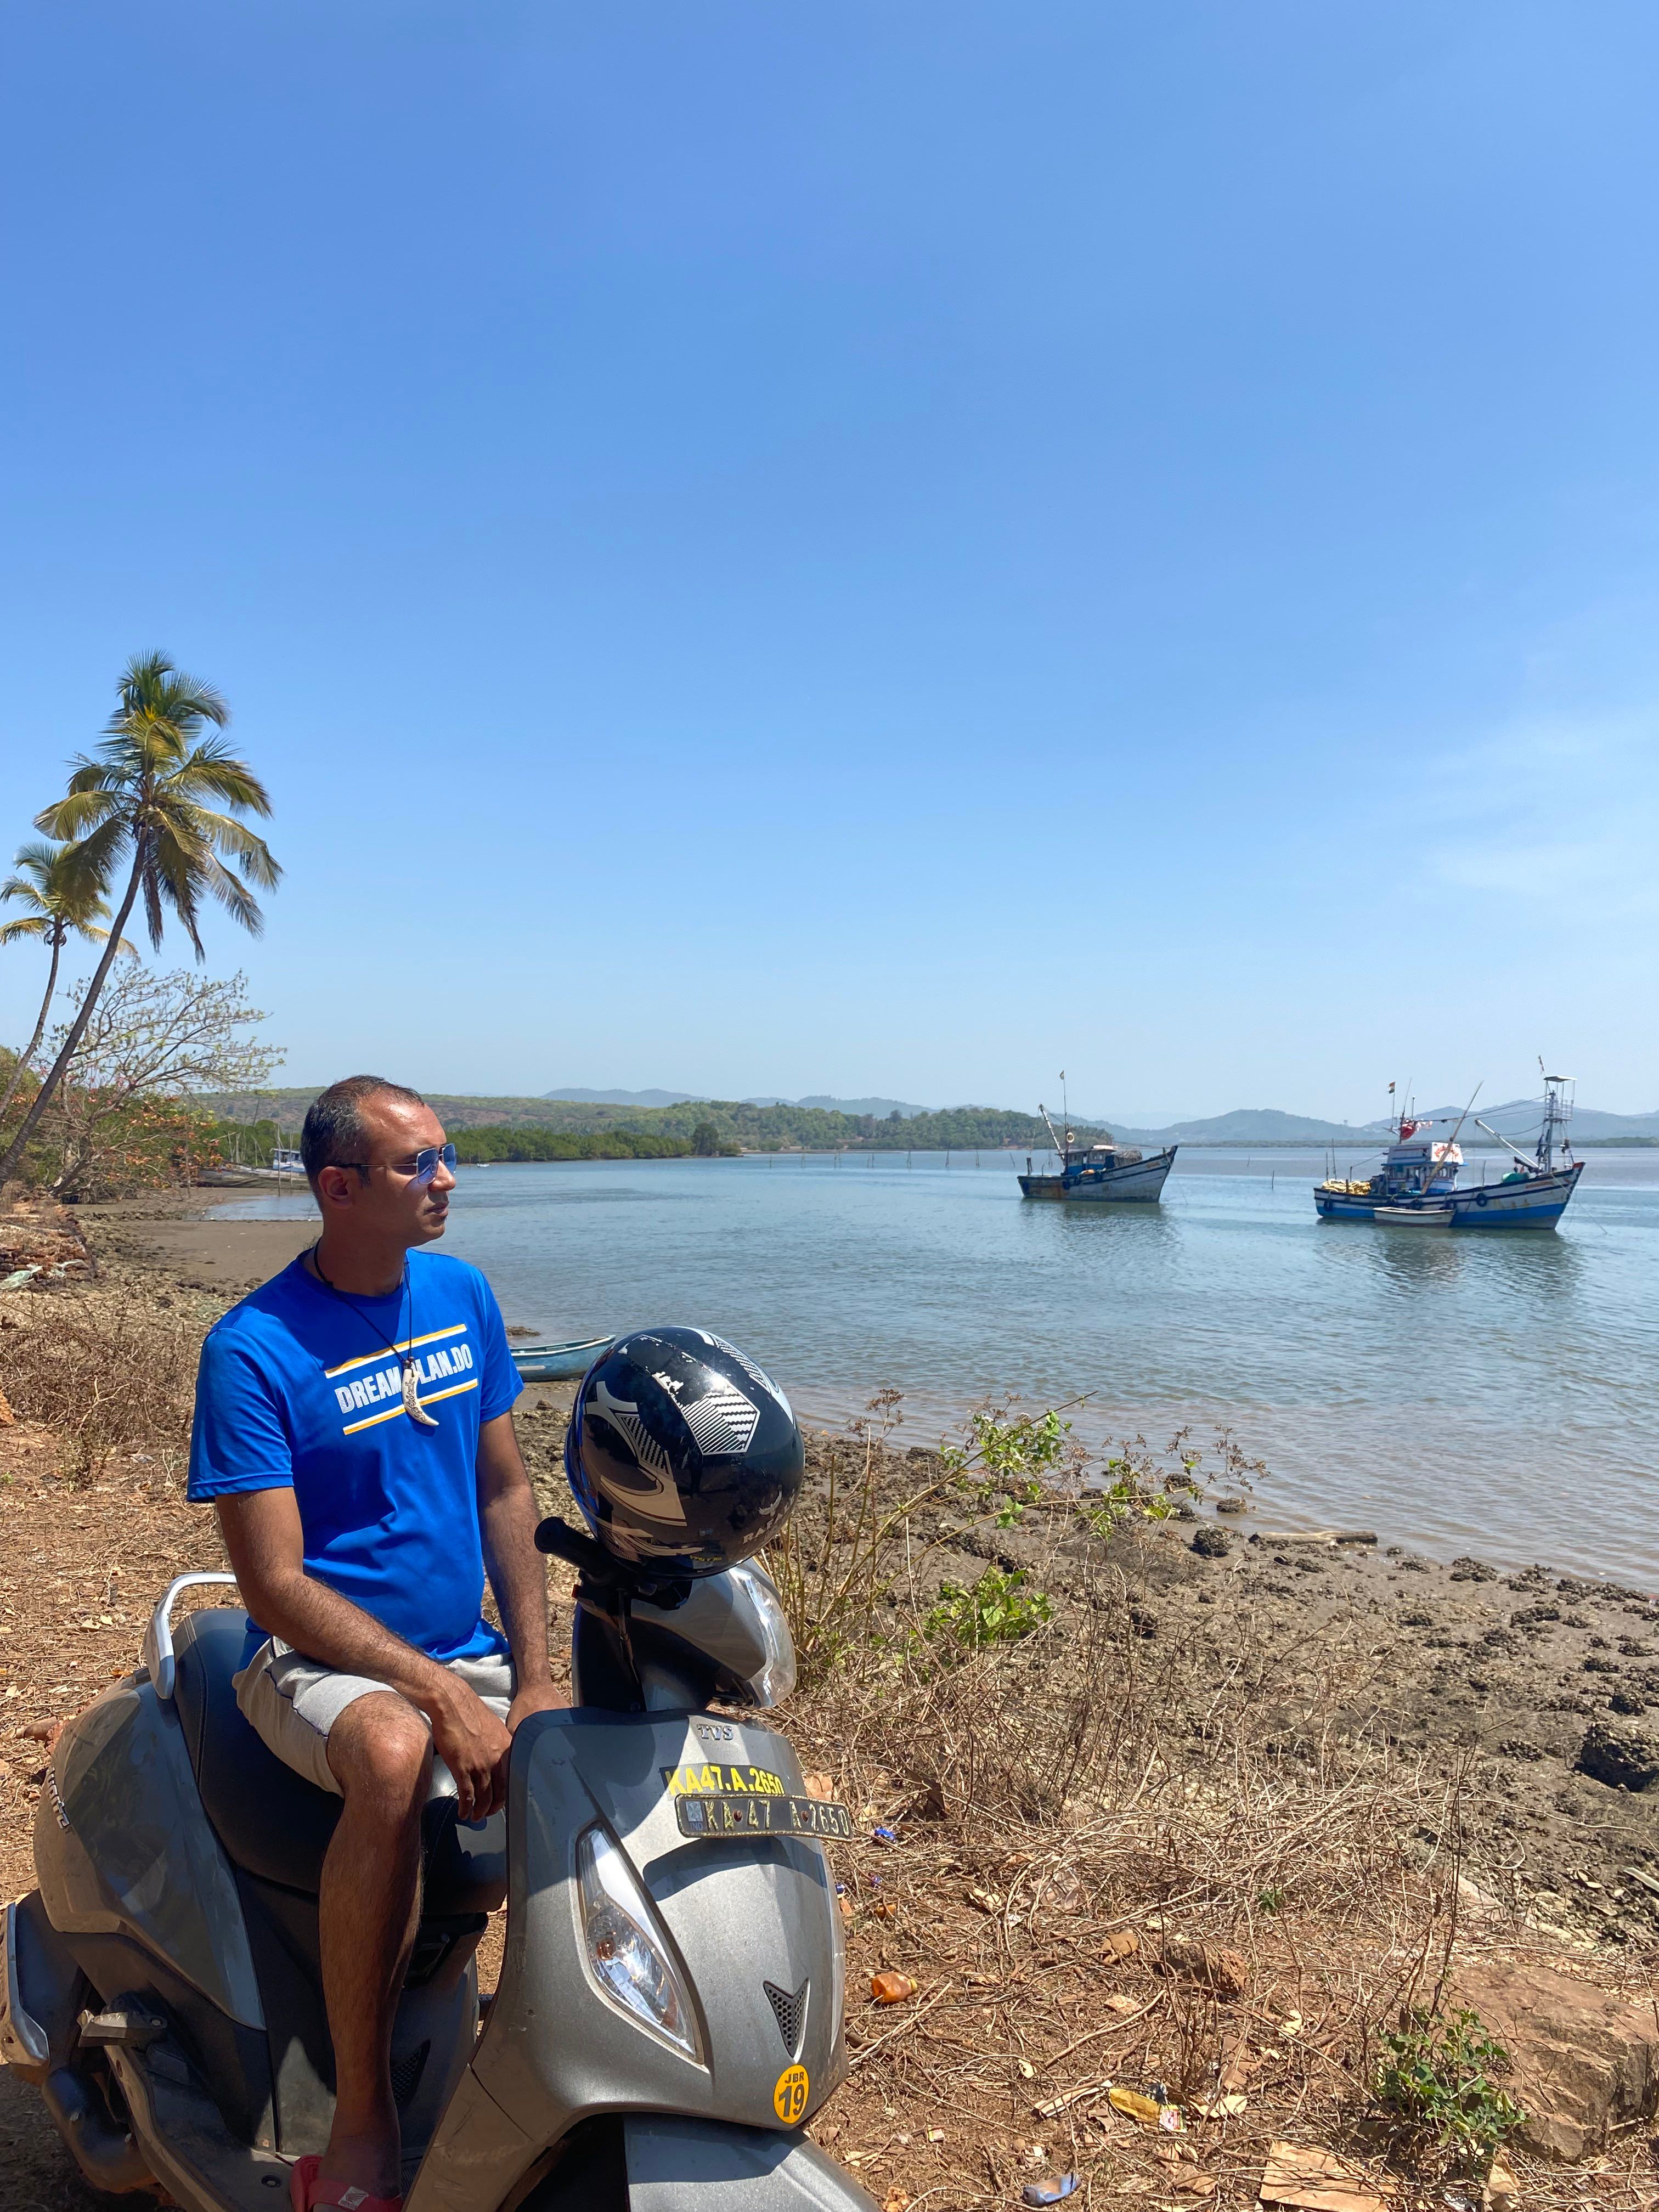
left=624, top=2114, right=879, bottom=2212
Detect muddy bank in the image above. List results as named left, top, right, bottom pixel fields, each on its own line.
left=5, top=1210, right=1659, bottom=2208
left=72, top=1185, right=320, bottom=1291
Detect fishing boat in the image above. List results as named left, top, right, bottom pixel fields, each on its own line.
left=1314, top=1071, right=1583, bottom=1229
left=510, top=1335, right=613, bottom=1383
left=1018, top=1104, right=1177, bottom=1204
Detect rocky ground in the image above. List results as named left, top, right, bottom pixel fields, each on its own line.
left=2, top=1198, right=1658, bottom=2209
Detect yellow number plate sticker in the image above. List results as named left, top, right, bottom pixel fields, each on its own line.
left=662, top=1762, right=787, bottom=1799
left=774, top=2063, right=810, bottom=2125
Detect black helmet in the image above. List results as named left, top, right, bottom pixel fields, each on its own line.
left=565, top=1327, right=804, bottom=1578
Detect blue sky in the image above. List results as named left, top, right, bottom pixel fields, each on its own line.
left=3, top=3, right=1657, bottom=1121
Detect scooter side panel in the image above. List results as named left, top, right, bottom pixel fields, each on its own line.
left=469, top=1712, right=843, bottom=2139
left=412, top=1711, right=851, bottom=2212
left=625, top=2115, right=881, bottom=2212
left=35, top=1675, right=264, bottom=2030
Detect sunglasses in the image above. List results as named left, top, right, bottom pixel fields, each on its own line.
left=338, top=1143, right=458, bottom=1187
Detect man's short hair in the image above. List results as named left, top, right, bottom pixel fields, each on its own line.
left=301, top=1076, right=428, bottom=1188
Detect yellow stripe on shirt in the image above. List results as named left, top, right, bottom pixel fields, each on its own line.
left=340, top=1375, right=479, bottom=1436
left=325, top=1324, right=467, bottom=1380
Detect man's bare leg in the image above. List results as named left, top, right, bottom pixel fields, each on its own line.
left=318, top=1692, right=432, bottom=2198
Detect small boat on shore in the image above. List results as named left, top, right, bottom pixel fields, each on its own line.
left=510, top=1335, right=612, bottom=1382
left=1018, top=1104, right=1177, bottom=1204
left=1314, top=1071, right=1583, bottom=1230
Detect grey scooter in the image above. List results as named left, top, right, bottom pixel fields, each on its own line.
left=1, top=1515, right=877, bottom=2212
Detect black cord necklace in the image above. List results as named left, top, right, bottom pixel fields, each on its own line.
left=309, top=1242, right=439, bottom=1429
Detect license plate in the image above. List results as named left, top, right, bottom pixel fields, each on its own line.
left=674, top=1792, right=855, bottom=1841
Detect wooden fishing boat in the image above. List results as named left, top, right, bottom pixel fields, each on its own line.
left=1314, top=1071, right=1583, bottom=1230
left=1018, top=1102, right=1176, bottom=1204
left=510, top=1335, right=612, bottom=1383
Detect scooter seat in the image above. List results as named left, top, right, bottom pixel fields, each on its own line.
left=171, top=1606, right=507, bottom=1916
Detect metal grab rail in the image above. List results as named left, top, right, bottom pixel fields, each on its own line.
left=142, top=1573, right=241, bottom=1703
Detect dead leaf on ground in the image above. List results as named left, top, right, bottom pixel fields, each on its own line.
left=802, top=1772, right=834, bottom=1801
left=883, top=2194, right=911, bottom=2212
left=1193, top=2092, right=1248, bottom=2119
left=1104, top=1992, right=1143, bottom=2016
left=1259, top=2141, right=1386, bottom=2212
left=1104, top=1928, right=1141, bottom=1959
left=968, top=1886, right=1005, bottom=1914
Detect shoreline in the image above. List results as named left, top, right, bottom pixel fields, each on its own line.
left=7, top=1205, right=1659, bottom=2192
left=78, top=1183, right=1657, bottom=1588
left=34, top=1200, right=1659, bottom=1932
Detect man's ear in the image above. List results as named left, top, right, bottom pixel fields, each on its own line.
left=313, top=1166, right=359, bottom=1210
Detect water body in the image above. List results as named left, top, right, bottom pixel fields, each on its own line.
left=216, top=1148, right=1659, bottom=1583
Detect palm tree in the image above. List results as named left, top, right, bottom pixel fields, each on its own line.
left=0, top=653, right=281, bottom=1188
left=0, top=840, right=134, bottom=1123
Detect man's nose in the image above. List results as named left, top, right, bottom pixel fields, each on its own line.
left=431, top=1158, right=458, bottom=1195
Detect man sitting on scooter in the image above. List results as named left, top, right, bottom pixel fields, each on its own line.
left=188, top=1075, right=561, bottom=2212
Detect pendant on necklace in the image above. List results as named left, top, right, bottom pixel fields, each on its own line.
left=403, top=1361, right=439, bottom=1429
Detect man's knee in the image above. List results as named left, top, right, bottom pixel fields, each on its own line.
left=327, top=1691, right=432, bottom=1813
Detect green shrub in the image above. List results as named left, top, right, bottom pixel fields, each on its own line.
left=1373, top=2007, right=1523, bottom=2173
left=925, top=1565, right=1052, bottom=1651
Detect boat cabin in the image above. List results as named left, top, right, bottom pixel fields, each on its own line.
left=1376, top=1124, right=1462, bottom=1200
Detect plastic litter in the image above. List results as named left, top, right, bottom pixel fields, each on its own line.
left=1158, top=2107, right=1186, bottom=2136
left=1108, top=2087, right=1162, bottom=2125
left=1022, top=2175, right=1080, bottom=2206
left=873, top=1825, right=899, bottom=1844
left=870, top=1971, right=916, bottom=2005
left=1149, top=2081, right=1170, bottom=2104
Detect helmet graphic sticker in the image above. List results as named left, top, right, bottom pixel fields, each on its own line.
left=679, top=1378, right=760, bottom=1457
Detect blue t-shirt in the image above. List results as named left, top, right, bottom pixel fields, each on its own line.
left=188, top=1249, right=524, bottom=1662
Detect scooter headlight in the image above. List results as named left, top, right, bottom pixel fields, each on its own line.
left=731, top=1562, right=797, bottom=1707
left=577, top=1826, right=704, bottom=2063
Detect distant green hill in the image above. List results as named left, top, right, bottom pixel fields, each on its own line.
left=205, top=1089, right=1084, bottom=1152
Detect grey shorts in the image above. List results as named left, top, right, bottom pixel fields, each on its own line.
left=234, top=1637, right=516, bottom=1798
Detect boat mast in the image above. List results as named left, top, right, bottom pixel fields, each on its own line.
left=1537, top=1060, right=1574, bottom=1171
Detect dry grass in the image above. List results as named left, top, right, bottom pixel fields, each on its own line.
left=768, top=1421, right=1559, bottom=2206
left=0, top=1286, right=199, bottom=1482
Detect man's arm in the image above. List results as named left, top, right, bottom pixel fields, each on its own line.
left=214, top=1488, right=512, bottom=1819
left=475, top=1411, right=561, bottom=1728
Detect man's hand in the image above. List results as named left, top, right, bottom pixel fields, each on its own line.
left=506, top=1680, right=563, bottom=1734
left=426, top=1678, right=513, bottom=1821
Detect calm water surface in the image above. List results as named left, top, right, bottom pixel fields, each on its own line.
left=218, top=1149, right=1659, bottom=1582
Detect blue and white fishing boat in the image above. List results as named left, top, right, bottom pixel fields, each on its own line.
left=1314, top=1072, right=1583, bottom=1229
left=1018, top=1104, right=1177, bottom=1203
